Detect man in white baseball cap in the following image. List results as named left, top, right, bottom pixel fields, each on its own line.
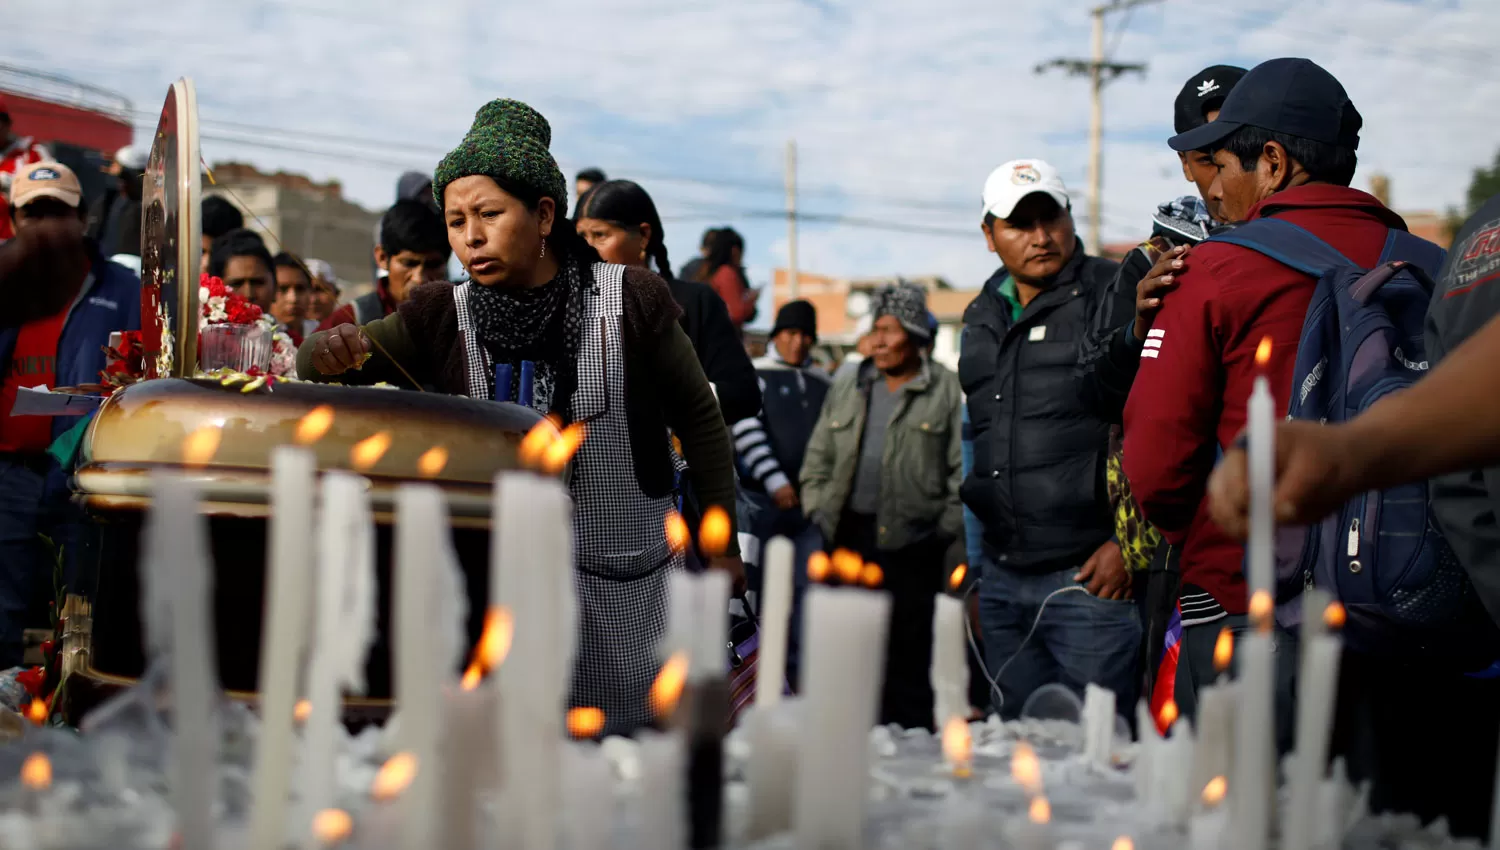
left=960, top=156, right=1136, bottom=717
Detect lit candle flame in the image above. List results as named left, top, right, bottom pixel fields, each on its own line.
left=182, top=423, right=222, bottom=467
left=941, top=716, right=973, bottom=778
left=1323, top=601, right=1347, bottom=631
left=1255, top=335, right=1272, bottom=367
left=664, top=511, right=690, bottom=554
left=948, top=563, right=967, bottom=591
left=1112, top=839, right=1135, bottom=850
left=567, top=707, right=606, bottom=739
left=19, top=752, right=50, bottom=791
left=350, top=431, right=391, bottom=471
left=540, top=422, right=586, bottom=475
left=462, top=606, right=515, bottom=690
left=518, top=419, right=556, bottom=469
left=1157, top=699, right=1179, bottom=734
left=371, top=752, right=417, bottom=801
left=25, top=699, right=46, bottom=726
left=1010, top=741, right=1043, bottom=796
left=1213, top=627, right=1234, bottom=673
left=831, top=548, right=863, bottom=584
left=860, top=563, right=884, bottom=588
left=1249, top=589, right=1274, bottom=631
left=311, top=808, right=353, bottom=845
left=698, top=505, right=732, bottom=557
left=295, top=405, right=335, bottom=445
left=1203, top=775, right=1228, bottom=807
left=417, top=445, right=449, bottom=478
left=294, top=699, right=312, bottom=724
left=807, top=551, right=830, bottom=583
left=650, top=651, right=689, bottom=718
left=1028, top=796, right=1051, bottom=825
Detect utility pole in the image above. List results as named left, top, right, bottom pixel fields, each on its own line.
left=785, top=139, right=800, bottom=302
left=1036, top=0, right=1160, bottom=255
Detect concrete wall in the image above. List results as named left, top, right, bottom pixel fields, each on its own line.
left=205, top=184, right=380, bottom=294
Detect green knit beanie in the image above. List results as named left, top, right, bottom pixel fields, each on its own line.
left=433, top=98, right=568, bottom=218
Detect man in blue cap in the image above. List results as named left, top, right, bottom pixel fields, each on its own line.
left=1121, top=57, right=1480, bottom=835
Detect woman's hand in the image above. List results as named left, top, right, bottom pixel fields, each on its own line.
left=309, top=324, right=370, bottom=375
left=708, top=555, right=748, bottom=595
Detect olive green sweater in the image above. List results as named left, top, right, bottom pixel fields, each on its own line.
left=297, top=269, right=740, bottom=556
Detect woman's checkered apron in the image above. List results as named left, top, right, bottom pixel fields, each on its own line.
left=455, top=263, right=685, bottom=735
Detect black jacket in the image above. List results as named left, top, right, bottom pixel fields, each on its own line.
left=1074, top=207, right=1230, bottom=424
left=667, top=276, right=761, bottom=424
left=958, top=244, right=1120, bottom=572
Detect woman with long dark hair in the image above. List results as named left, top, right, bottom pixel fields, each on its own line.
left=296, top=99, right=743, bottom=734
left=576, top=180, right=759, bottom=424
left=698, top=227, right=757, bottom=330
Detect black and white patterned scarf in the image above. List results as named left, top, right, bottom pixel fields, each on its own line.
left=466, top=259, right=586, bottom=419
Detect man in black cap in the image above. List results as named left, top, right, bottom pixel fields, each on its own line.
left=1123, top=57, right=1442, bottom=753
left=733, top=299, right=829, bottom=685
left=1073, top=63, right=1245, bottom=722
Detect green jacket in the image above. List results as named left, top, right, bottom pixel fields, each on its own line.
left=800, top=357, right=964, bottom=552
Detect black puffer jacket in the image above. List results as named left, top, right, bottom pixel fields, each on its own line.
left=667, top=276, right=761, bottom=424
left=958, top=244, right=1119, bottom=573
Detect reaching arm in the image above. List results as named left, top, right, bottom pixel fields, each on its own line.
left=1210, top=308, right=1500, bottom=537
left=295, top=310, right=426, bottom=389
left=731, top=398, right=790, bottom=495
left=0, top=219, right=89, bottom=327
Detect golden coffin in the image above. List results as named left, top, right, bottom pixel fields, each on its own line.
left=59, top=377, right=546, bottom=726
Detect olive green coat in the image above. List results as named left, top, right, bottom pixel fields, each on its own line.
left=800, top=357, right=964, bottom=552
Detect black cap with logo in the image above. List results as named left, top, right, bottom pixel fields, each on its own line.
left=1173, top=65, right=1248, bottom=134
left=1169, top=57, right=1362, bottom=153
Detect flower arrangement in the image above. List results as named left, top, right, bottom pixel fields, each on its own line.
left=199, top=273, right=297, bottom=378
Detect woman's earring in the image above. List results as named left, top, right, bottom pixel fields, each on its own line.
left=540, top=239, right=547, bottom=259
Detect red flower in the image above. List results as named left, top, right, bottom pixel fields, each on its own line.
left=200, top=273, right=228, bottom=298
left=15, top=666, right=45, bottom=698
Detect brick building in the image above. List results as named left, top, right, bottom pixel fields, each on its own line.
left=771, top=270, right=972, bottom=370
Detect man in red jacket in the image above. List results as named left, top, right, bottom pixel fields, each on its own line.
left=1122, top=58, right=1403, bottom=726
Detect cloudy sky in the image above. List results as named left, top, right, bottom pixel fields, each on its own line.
left=5, top=0, right=1495, bottom=323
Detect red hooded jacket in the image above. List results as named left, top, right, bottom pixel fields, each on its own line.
left=1122, top=184, right=1408, bottom=615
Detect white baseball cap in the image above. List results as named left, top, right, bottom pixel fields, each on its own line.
left=981, top=159, right=1071, bottom=221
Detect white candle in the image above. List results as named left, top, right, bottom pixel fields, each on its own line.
left=1191, top=679, right=1237, bottom=798
left=1133, top=700, right=1159, bottom=803
left=793, top=586, right=891, bottom=850
left=1232, top=624, right=1275, bottom=850
left=143, top=473, right=217, bottom=850
left=930, top=594, right=969, bottom=731
left=1284, top=592, right=1344, bottom=850
left=1247, top=343, right=1276, bottom=597
left=492, top=472, right=576, bottom=849
left=1159, top=718, right=1197, bottom=827
left=637, top=729, right=685, bottom=850
left=1189, top=806, right=1229, bottom=850
left=394, top=484, right=453, bottom=848
left=563, top=741, right=616, bottom=850
left=248, top=447, right=315, bottom=850
left=443, top=681, right=498, bottom=850
left=302, top=472, right=378, bottom=849
left=1082, top=684, right=1116, bottom=769
left=1010, top=797, right=1054, bottom=850
left=755, top=536, right=795, bottom=709
left=941, top=784, right=982, bottom=850
left=744, top=699, right=800, bottom=840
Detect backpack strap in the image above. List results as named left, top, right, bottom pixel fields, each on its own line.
left=1205, top=218, right=1355, bottom=277
left=1378, top=229, right=1447, bottom=278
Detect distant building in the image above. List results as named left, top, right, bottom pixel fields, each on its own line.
left=771, top=270, right=972, bottom=371
left=0, top=65, right=132, bottom=211
left=205, top=161, right=380, bottom=294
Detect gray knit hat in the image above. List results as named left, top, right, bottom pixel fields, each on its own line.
left=433, top=99, right=568, bottom=217
left=870, top=282, right=931, bottom=343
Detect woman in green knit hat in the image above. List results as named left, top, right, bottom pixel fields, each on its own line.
left=297, top=98, right=743, bottom=735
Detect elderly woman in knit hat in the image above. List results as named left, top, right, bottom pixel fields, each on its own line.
left=297, top=99, right=743, bottom=734
left=799, top=282, right=965, bottom=730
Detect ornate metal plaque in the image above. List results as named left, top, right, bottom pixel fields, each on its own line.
left=140, top=79, right=201, bottom=378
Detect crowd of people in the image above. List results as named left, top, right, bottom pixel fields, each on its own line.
left=3, top=53, right=1500, bottom=837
